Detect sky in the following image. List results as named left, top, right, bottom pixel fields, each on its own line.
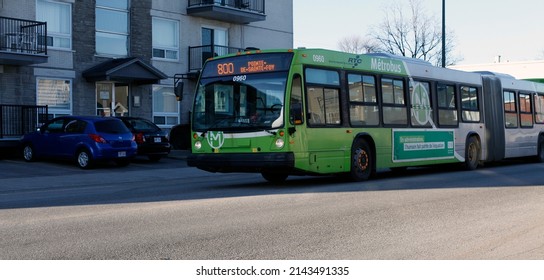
left=293, top=0, right=544, bottom=65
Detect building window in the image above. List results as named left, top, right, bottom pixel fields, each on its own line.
left=36, top=0, right=71, bottom=49
left=152, top=18, right=179, bottom=60
left=153, top=85, right=179, bottom=127
left=96, top=0, right=129, bottom=56
left=202, top=27, right=228, bottom=56
left=37, top=78, right=72, bottom=117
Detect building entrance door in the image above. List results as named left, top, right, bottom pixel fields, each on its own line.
left=96, top=82, right=129, bottom=117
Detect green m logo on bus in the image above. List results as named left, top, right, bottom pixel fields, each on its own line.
left=411, top=82, right=432, bottom=126
left=206, top=131, right=225, bottom=150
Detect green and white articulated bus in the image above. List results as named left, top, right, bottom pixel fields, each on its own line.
left=187, top=48, right=544, bottom=182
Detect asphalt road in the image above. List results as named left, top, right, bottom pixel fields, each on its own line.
left=1, top=155, right=544, bottom=259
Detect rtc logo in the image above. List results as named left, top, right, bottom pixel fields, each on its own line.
left=206, top=131, right=225, bottom=149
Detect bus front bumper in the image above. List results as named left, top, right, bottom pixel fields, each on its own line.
left=187, top=152, right=295, bottom=173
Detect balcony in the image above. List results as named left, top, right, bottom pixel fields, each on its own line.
left=188, top=44, right=245, bottom=72
left=187, top=0, right=266, bottom=24
left=0, top=16, right=48, bottom=66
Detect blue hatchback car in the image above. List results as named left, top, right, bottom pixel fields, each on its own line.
left=20, top=116, right=137, bottom=169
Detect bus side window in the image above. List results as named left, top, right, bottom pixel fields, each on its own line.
left=305, top=68, right=341, bottom=126
left=348, top=73, right=379, bottom=127
left=437, top=83, right=458, bottom=127
left=535, top=93, right=544, bottom=124
left=503, top=90, right=517, bottom=128
left=519, top=93, right=533, bottom=128
left=461, top=86, right=480, bottom=122
left=382, top=77, right=407, bottom=126
left=290, top=75, right=304, bottom=125
left=409, top=80, right=432, bottom=127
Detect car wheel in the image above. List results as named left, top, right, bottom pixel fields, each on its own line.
left=23, top=144, right=35, bottom=162
left=76, top=149, right=94, bottom=169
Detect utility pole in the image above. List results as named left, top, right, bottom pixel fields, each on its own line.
left=442, top=0, right=446, bottom=67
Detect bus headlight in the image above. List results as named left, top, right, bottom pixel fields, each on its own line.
left=194, top=141, right=202, bottom=150
left=275, top=138, right=285, bottom=149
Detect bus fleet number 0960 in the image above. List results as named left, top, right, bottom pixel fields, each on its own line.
left=313, top=55, right=325, bottom=63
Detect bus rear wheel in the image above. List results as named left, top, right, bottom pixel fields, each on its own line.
left=537, top=136, right=544, bottom=163
left=465, top=136, right=480, bottom=170
left=350, top=139, right=373, bottom=181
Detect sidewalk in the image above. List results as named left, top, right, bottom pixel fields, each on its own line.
left=167, top=149, right=190, bottom=160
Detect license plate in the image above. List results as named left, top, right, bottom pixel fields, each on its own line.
left=154, top=137, right=161, bottom=143
left=118, top=151, right=126, bottom=157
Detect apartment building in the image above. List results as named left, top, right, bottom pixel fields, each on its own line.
left=0, top=0, right=293, bottom=144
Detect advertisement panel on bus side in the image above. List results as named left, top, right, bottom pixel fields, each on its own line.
left=392, top=129, right=455, bottom=162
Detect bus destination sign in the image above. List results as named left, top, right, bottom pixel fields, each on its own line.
left=240, top=60, right=276, bottom=74
left=202, top=53, right=294, bottom=77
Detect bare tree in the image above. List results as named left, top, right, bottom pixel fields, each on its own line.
left=368, top=0, right=459, bottom=66
left=337, top=35, right=380, bottom=54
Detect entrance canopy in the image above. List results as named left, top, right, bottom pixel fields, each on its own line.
left=82, top=57, right=168, bottom=85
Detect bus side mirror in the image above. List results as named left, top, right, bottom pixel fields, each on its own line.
left=288, top=127, right=297, bottom=136
left=290, top=103, right=303, bottom=125
left=175, top=81, right=184, bottom=101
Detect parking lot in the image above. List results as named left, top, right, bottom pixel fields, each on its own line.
left=0, top=148, right=190, bottom=180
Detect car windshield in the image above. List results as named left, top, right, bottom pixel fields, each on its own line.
left=95, top=119, right=130, bottom=134
left=193, top=72, right=288, bottom=132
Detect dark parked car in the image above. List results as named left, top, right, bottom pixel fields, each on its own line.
left=116, top=117, right=171, bottom=161
left=20, top=116, right=137, bottom=169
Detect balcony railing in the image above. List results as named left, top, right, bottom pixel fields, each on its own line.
left=188, top=0, right=265, bottom=14
left=0, top=104, right=48, bottom=139
left=189, top=45, right=245, bottom=72
left=187, top=0, right=266, bottom=23
left=0, top=16, right=48, bottom=65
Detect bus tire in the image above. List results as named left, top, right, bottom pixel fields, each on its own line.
left=465, top=136, right=480, bottom=170
left=262, top=172, right=288, bottom=183
left=537, top=136, right=544, bottom=163
left=350, top=138, right=373, bottom=181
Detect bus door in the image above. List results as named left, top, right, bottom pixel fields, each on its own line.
left=303, top=68, right=347, bottom=174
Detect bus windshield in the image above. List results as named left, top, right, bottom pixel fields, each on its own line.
left=192, top=53, right=293, bottom=132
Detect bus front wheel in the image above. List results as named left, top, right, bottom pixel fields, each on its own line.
left=350, top=139, right=373, bottom=181
left=465, top=137, right=480, bottom=170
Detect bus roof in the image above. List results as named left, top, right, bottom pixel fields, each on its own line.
left=206, top=48, right=544, bottom=90
left=289, top=48, right=483, bottom=85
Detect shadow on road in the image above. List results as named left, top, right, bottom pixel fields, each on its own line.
left=2, top=159, right=544, bottom=210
